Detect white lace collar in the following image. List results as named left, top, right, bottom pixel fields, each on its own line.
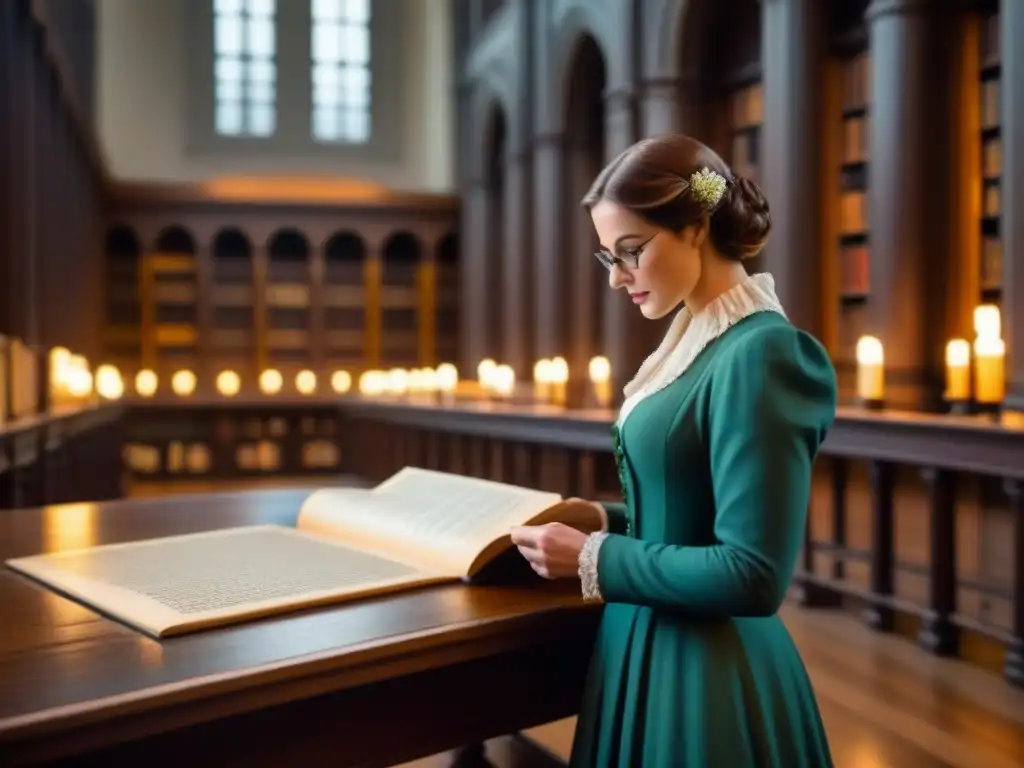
left=617, top=272, right=786, bottom=426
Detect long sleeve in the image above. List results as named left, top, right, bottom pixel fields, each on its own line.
left=593, top=324, right=837, bottom=616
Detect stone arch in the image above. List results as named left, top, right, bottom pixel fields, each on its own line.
left=266, top=227, right=312, bottom=287
left=665, top=0, right=761, bottom=96
left=212, top=227, right=252, bottom=259
left=105, top=224, right=141, bottom=261
left=381, top=230, right=423, bottom=286
left=323, top=230, right=366, bottom=287
left=544, top=0, right=628, bottom=135
left=154, top=225, right=197, bottom=255
left=211, top=226, right=253, bottom=286
left=641, top=0, right=714, bottom=81
left=468, top=79, right=513, bottom=185
left=267, top=228, right=311, bottom=261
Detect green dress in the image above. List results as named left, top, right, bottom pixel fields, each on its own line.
left=570, top=309, right=837, bottom=767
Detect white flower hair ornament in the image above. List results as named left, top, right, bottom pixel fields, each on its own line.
left=688, top=167, right=728, bottom=212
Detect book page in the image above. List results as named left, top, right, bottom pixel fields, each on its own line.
left=4, top=526, right=453, bottom=638
left=298, top=468, right=564, bottom=577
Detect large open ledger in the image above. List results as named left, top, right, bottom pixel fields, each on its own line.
left=4, top=468, right=604, bottom=638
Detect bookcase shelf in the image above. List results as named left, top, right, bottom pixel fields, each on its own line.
left=980, top=11, right=1002, bottom=302
left=265, top=229, right=313, bottom=368
left=150, top=226, right=199, bottom=370
left=838, top=51, right=870, bottom=305
left=211, top=228, right=256, bottom=361
left=380, top=232, right=421, bottom=367
left=324, top=231, right=368, bottom=365
left=103, top=225, right=142, bottom=363
left=99, top=210, right=459, bottom=393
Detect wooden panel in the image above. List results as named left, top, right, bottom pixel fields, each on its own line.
left=150, top=254, right=195, bottom=273
left=323, top=285, right=365, bottom=304
left=152, top=282, right=199, bottom=303
left=265, top=284, right=310, bottom=307
left=266, top=329, right=310, bottom=349
left=211, top=285, right=254, bottom=305
left=154, top=324, right=197, bottom=346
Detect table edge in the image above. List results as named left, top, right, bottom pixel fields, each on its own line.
left=0, top=595, right=596, bottom=746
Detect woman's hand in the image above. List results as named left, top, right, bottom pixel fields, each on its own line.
left=511, top=521, right=591, bottom=579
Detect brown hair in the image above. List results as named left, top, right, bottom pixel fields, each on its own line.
left=581, top=134, right=770, bottom=261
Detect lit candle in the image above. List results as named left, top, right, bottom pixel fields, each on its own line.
left=492, top=364, right=515, bottom=399
left=216, top=370, right=241, bottom=397
left=943, top=339, right=970, bottom=403
left=385, top=368, right=408, bottom=397
left=358, top=370, right=385, bottom=397
left=855, top=335, right=884, bottom=408
left=135, top=369, right=158, bottom=397
left=973, top=304, right=1001, bottom=340
left=533, top=358, right=552, bottom=402
left=476, top=358, right=496, bottom=397
left=588, top=355, right=612, bottom=408
left=973, top=335, right=1005, bottom=405
left=434, top=363, right=458, bottom=403
left=171, top=369, right=196, bottom=397
left=549, top=357, right=568, bottom=407
left=259, top=369, right=283, bottom=395
left=331, top=370, right=352, bottom=394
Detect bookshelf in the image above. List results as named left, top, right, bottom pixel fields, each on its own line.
left=980, top=11, right=1001, bottom=304
left=265, top=229, right=313, bottom=372
left=835, top=48, right=871, bottom=370
left=380, top=232, right=421, bottom=367
left=149, top=227, right=199, bottom=375
left=210, top=228, right=256, bottom=380
left=99, top=213, right=458, bottom=396
left=102, top=225, right=142, bottom=368
left=435, top=233, right=459, bottom=366
left=838, top=51, right=870, bottom=302
left=323, top=232, right=368, bottom=365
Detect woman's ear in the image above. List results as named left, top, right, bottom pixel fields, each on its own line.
left=687, top=215, right=710, bottom=249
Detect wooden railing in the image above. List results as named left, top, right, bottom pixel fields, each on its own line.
left=0, top=404, right=124, bottom=509
left=118, top=396, right=1024, bottom=688
left=0, top=335, right=125, bottom=510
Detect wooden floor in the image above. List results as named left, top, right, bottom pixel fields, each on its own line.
left=129, top=479, right=1024, bottom=768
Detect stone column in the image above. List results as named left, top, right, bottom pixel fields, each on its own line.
left=602, top=90, right=653, bottom=400
left=458, top=180, right=489, bottom=375
left=531, top=134, right=570, bottom=360
left=638, top=77, right=705, bottom=139
left=865, top=0, right=947, bottom=409
left=760, top=0, right=827, bottom=339
left=1002, top=0, right=1024, bottom=411
left=501, top=150, right=532, bottom=376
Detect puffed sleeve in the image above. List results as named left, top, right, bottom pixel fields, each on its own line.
left=589, top=324, right=837, bottom=615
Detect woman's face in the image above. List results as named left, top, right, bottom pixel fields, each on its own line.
left=590, top=199, right=705, bottom=320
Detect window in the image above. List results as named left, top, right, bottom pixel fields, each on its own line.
left=311, top=0, right=371, bottom=143
left=213, top=0, right=277, bottom=137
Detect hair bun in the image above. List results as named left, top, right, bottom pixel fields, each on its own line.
left=708, top=175, right=771, bottom=261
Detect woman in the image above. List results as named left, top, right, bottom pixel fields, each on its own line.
left=510, top=134, right=837, bottom=766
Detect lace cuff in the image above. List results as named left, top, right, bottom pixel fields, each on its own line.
left=578, top=531, right=610, bottom=603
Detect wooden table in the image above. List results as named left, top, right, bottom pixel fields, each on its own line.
left=0, top=490, right=599, bottom=767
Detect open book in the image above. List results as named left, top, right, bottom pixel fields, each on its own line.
left=4, top=468, right=605, bottom=638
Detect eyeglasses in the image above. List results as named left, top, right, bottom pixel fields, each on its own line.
left=594, top=233, right=656, bottom=271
